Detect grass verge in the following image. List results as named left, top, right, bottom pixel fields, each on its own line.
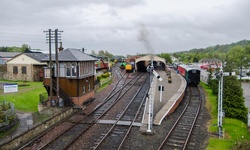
left=0, top=81, right=46, bottom=112
left=200, top=82, right=250, bottom=150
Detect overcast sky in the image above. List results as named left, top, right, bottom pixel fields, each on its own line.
left=0, top=0, right=250, bottom=56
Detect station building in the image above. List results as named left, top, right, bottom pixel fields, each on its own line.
left=41, top=48, right=98, bottom=107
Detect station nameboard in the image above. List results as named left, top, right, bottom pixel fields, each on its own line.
left=4, top=83, right=18, bottom=93
left=223, top=72, right=235, bottom=76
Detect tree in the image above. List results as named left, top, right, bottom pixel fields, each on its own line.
left=91, top=50, right=97, bottom=55
left=158, top=53, right=172, bottom=64
left=223, top=76, right=248, bottom=123
left=21, top=44, right=30, bottom=52
left=98, top=50, right=105, bottom=56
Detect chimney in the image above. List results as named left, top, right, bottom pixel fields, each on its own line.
left=82, top=47, right=85, bottom=53
left=59, top=42, right=64, bottom=52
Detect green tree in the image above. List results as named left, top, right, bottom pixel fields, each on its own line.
left=158, top=53, right=172, bottom=64
left=21, top=44, right=30, bottom=52
left=223, top=76, right=248, bottom=123
left=98, top=50, right=105, bottom=56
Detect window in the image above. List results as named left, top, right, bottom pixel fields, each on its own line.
left=13, top=66, right=18, bottom=74
left=66, top=62, right=77, bottom=77
left=82, top=85, right=85, bottom=94
left=84, top=62, right=87, bottom=74
left=59, top=63, right=65, bottom=77
left=72, top=62, right=77, bottom=77
left=88, top=83, right=91, bottom=91
left=45, top=68, right=50, bottom=78
left=80, top=62, right=84, bottom=76
left=21, top=66, right=27, bottom=74
left=66, top=63, right=71, bottom=76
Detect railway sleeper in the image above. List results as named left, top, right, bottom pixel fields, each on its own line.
left=187, top=142, right=196, bottom=149
left=170, top=135, right=188, bottom=140
left=172, top=132, right=189, bottom=138
left=184, top=112, right=197, bottom=116
left=173, top=130, right=190, bottom=136
left=168, top=138, right=185, bottom=144
left=177, top=123, right=192, bottom=128
left=176, top=127, right=191, bottom=131
left=178, top=120, right=193, bottom=126
left=166, top=142, right=184, bottom=148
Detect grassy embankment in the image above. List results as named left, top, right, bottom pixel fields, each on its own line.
left=200, top=82, right=250, bottom=150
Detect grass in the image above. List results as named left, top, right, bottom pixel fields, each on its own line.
left=200, top=82, right=250, bottom=150
left=0, top=80, right=46, bottom=112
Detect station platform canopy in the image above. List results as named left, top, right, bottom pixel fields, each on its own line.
left=135, top=54, right=166, bottom=66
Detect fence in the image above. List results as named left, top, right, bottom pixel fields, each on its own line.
left=0, top=100, right=16, bottom=131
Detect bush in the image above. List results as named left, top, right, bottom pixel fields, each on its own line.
left=96, top=75, right=102, bottom=81
left=101, top=72, right=110, bottom=78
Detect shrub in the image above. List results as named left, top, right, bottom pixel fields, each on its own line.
left=96, top=75, right=102, bottom=81
left=101, top=72, right=110, bottom=78
left=223, top=76, right=248, bottom=123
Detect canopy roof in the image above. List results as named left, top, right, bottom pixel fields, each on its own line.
left=135, top=54, right=166, bottom=65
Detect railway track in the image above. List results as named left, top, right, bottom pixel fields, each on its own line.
left=67, top=73, right=148, bottom=149
left=92, top=74, right=149, bottom=150
left=158, top=86, right=202, bottom=150
left=19, top=72, right=145, bottom=150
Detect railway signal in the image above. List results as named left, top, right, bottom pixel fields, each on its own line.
left=158, top=85, right=164, bottom=102
left=153, top=70, right=163, bottom=81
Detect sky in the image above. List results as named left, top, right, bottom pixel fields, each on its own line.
left=0, top=0, right=250, bottom=56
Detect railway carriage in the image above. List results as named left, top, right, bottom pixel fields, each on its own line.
left=177, top=64, right=200, bottom=85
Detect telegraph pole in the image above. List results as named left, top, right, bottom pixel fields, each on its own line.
left=44, top=29, right=63, bottom=105
left=44, top=29, right=53, bottom=103
left=55, top=29, right=59, bottom=100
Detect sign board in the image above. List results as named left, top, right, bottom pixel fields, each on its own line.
left=4, top=83, right=18, bottom=93
left=223, top=72, right=236, bottom=76
left=223, top=72, right=230, bottom=76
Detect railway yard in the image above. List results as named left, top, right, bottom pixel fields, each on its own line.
left=0, top=64, right=211, bottom=150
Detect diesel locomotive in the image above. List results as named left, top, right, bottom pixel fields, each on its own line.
left=120, top=62, right=126, bottom=69
left=177, top=64, right=200, bottom=85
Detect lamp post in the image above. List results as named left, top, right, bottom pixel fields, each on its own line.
left=218, top=61, right=226, bottom=138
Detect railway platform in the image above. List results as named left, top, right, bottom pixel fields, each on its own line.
left=140, top=69, right=186, bottom=133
